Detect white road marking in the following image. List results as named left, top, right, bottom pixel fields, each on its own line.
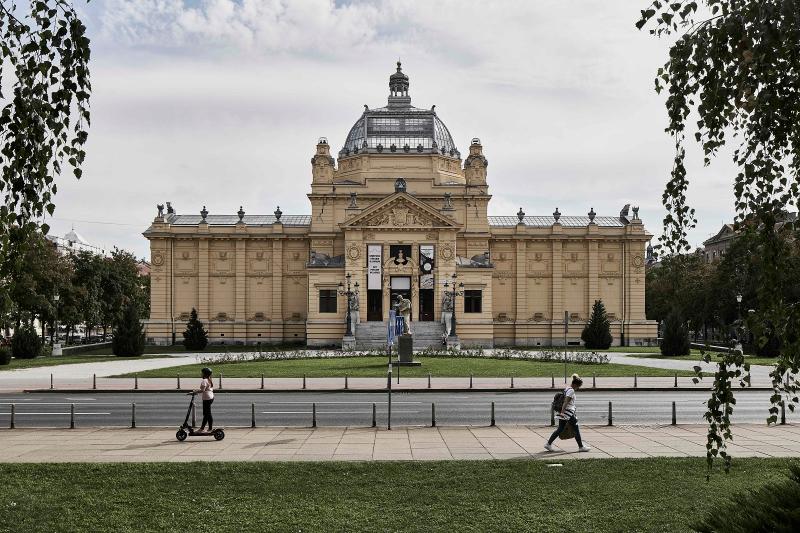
left=1, top=412, right=111, bottom=416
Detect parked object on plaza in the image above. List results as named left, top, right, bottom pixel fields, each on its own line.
left=176, top=392, right=224, bottom=442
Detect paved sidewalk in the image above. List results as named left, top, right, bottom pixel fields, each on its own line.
left=1, top=424, right=798, bottom=462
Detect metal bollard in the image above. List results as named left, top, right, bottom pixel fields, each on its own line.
left=70, top=403, right=75, bottom=429
left=134, top=374, right=138, bottom=390
left=431, top=403, right=436, bottom=427
left=177, top=375, right=181, bottom=390
left=312, top=403, right=317, bottom=428
left=671, top=401, right=676, bottom=425
left=491, top=401, right=496, bottom=427
left=387, top=368, right=392, bottom=431
left=10, top=404, right=15, bottom=429
left=428, top=373, right=431, bottom=389
left=251, top=403, right=256, bottom=428
left=303, top=374, right=307, bottom=390
left=781, top=402, right=786, bottom=425
left=219, top=372, right=223, bottom=390
left=93, top=374, right=96, bottom=390
left=634, top=373, right=638, bottom=389
left=50, top=373, right=54, bottom=390
left=131, top=403, right=136, bottom=429
left=593, top=374, right=596, bottom=388
left=607, top=401, right=613, bottom=426
left=261, top=374, right=264, bottom=390
left=551, top=374, right=555, bottom=388
left=674, top=372, right=678, bottom=388
left=550, top=408, right=555, bottom=427
left=191, top=403, right=196, bottom=427
left=470, top=374, right=473, bottom=389
left=511, top=375, right=515, bottom=389
left=345, top=374, right=349, bottom=390
left=372, top=403, right=377, bottom=428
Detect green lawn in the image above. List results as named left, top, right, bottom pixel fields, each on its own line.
left=0, top=354, right=168, bottom=371
left=75, top=343, right=304, bottom=356
left=117, top=355, right=699, bottom=379
left=0, top=459, right=792, bottom=532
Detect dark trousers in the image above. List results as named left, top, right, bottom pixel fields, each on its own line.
left=201, top=399, right=214, bottom=430
left=547, top=414, right=583, bottom=447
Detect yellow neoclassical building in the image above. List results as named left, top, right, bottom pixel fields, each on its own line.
left=144, top=63, right=657, bottom=348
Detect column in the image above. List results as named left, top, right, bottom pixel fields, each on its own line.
left=198, top=239, right=209, bottom=321
left=235, top=239, right=246, bottom=342
left=514, top=239, right=527, bottom=344
left=271, top=239, right=284, bottom=340
left=550, top=240, right=563, bottom=344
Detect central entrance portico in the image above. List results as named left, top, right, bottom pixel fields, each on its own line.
left=340, top=189, right=461, bottom=327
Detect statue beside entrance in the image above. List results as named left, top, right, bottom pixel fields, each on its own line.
left=394, top=294, right=413, bottom=335
left=441, top=290, right=454, bottom=341
left=349, top=290, right=360, bottom=326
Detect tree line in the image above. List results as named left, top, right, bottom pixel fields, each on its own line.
left=0, top=226, right=149, bottom=346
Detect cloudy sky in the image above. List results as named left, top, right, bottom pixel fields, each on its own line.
left=42, top=0, right=738, bottom=258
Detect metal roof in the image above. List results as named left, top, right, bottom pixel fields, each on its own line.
left=488, top=216, right=625, bottom=228
left=168, top=214, right=311, bottom=226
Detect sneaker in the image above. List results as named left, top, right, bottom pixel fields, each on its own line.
left=544, top=443, right=555, bottom=452
left=578, top=446, right=591, bottom=452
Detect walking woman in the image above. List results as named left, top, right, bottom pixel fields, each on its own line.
left=545, top=373, right=591, bottom=452
left=197, top=367, right=215, bottom=432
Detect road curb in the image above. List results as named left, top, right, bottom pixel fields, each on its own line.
left=20, top=386, right=773, bottom=394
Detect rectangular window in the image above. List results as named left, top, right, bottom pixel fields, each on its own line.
left=464, top=290, right=482, bottom=313
left=319, top=289, right=337, bottom=313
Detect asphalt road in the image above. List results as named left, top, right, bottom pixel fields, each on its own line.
left=0, top=390, right=795, bottom=429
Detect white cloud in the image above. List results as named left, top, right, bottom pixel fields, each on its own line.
left=44, top=0, right=741, bottom=256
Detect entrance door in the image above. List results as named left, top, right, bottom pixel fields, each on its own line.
left=419, top=289, right=434, bottom=321
left=390, top=276, right=412, bottom=321
left=367, top=290, right=382, bottom=322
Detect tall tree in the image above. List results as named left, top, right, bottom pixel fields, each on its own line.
left=637, top=0, right=800, bottom=470
left=0, top=1, right=91, bottom=271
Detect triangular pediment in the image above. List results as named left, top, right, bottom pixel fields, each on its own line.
left=342, top=192, right=460, bottom=229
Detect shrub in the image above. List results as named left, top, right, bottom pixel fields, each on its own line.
left=693, top=463, right=800, bottom=533
left=182, top=308, right=208, bottom=351
left=660, top=311, right=690, bottom=356
left=0, top=347, right=11, bottom=365
left=11, top=327, right=43, bottom=359
left=112, top=301, right=145, bottom=356
left=581, top=299, right=613, bottom=349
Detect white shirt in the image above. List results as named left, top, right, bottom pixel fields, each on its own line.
left=199, top=378, right=214, bottom=401
left=557, top=387, right=576, bottom=420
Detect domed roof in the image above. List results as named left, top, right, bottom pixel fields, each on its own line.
left=339, top=63, right=459, bottom=159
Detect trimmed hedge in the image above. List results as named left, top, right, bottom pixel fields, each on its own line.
left=11, top=327, right=43, bottom=359
left=0, top=346, right=11, bottom=365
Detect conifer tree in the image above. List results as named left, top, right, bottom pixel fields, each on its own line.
left=660, top=311, right=690, bottom=357
left=182, top=308, right=208, bottom=351
left=581, top=300, right=613, bottom=349
left=112, top=301, right=145, bottom=356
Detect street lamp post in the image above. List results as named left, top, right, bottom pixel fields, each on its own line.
left=338, top=273, right=359, bottom=338
left=53, top=294, right=62, bottom=356
left=735, top=293, right=743, bottom=355
left=443, top=273, right=464, bottom=338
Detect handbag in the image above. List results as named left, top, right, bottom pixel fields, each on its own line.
left=558, top=417, right=576, bottom=440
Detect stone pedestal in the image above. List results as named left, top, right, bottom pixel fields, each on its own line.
left=51, top=343, right=63, bottom=356
left=395, top=334, right=422, bottom=366
left=445, top=335, right=460, bottom=350
left=342, top=335, right=356, bottom=350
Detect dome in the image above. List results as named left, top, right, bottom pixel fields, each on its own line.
left=339, top=63, right=459, bottom=159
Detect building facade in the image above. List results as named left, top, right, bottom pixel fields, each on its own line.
left=144, top=63, right=657, bottom=347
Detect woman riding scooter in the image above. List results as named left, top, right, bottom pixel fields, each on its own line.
left=196, top=367, right=215, bottom=433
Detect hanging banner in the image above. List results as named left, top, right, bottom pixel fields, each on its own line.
left=368, top=245, right=382, bottom=289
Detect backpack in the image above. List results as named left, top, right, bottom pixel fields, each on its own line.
left=551, top=390, right=566, bottom=413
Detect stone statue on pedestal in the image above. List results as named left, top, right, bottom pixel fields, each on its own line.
left=349, top=290, right=360, bottom=326
left=394, top=294, right=412, bottom=335
left=441, top=290, right=454, bottom=340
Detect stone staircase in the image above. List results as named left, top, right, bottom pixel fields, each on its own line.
left=354, top=321, right=445, bottom=350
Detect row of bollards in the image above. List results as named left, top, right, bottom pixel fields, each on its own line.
left=3, top=399, right=789, bottom=429
left=50, top=370, right=690, bottom=391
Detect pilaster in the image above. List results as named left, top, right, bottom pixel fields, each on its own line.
left=198, top=239, right=209, bottom=321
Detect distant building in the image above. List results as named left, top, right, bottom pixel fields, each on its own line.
left=47, top=228, right=107, bottom=256
left=701, top=211, right=797, bottom=263
left=137, top=260, right=151, bottom=277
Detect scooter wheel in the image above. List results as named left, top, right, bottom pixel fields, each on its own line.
left=176, top=429, right=188, bottom=441
left=213, top=429, right=225, bottom=441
